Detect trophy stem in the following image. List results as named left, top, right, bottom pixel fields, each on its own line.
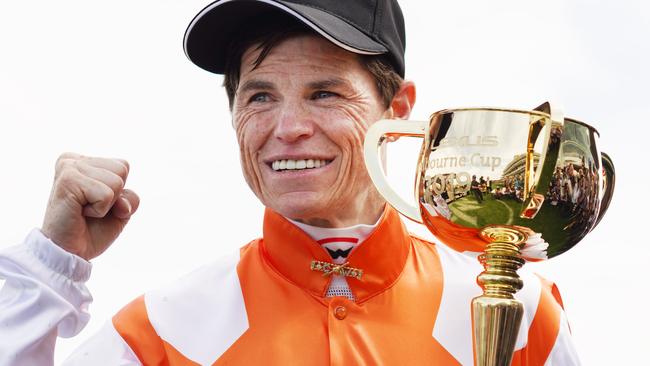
left=472, top=227, right=526, bottom=366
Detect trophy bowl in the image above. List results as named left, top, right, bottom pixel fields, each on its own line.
left=364, top=102, right=615, bottom=366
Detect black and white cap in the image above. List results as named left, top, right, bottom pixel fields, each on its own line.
left=183, top=0, right=406, bottom=76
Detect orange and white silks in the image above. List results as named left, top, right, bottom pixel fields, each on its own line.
left=111, top=207, right=579, bottom=365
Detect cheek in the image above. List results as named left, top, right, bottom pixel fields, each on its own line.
left=320, top=105, right=383, bottom=192
left=235, top=109, right=274, bottom=159
left=235, top=112, right=272, bottom=194
left=326, top=104, right=379, bottom=157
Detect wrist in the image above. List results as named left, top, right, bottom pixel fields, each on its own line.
left=28, top=229, right=92, bottom=281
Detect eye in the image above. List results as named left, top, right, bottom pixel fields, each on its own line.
left=249, top=92, right=271, bottom=103
left=311, top=91, right=338, bottom=100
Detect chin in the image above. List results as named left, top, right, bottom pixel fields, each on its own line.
left=265, top=191, right=328, bottom=221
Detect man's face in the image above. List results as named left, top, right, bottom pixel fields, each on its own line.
left=232, top=35, right=392, bottom=227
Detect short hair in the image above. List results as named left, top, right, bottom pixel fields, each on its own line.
left=222, top=15, right=403, bottom=110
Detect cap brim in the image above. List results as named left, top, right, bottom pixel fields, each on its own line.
left=184, top=0, right=388, bottom=74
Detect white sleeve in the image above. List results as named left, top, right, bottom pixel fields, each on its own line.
left=544, top=310, right=581, bottom=366
left=62, top=321, right=141, bottom=366
left=0, top=229, right=92, bottom=366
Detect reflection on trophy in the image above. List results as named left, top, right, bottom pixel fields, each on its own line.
left=364, top=102, right=615, bottom=366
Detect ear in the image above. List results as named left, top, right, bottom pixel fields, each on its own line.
left=386, top=81, right=416, bottom=120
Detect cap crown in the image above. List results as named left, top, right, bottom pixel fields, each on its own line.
left=184, top=0, right=406, bottom=76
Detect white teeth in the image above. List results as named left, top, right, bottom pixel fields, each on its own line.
left=271, top=159, right=331, bottom=171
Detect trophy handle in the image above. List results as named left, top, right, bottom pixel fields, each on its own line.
left=520, top=102, right=565, bottom=219
left=364, top=119, right=428, bottom=223
left=594, top=151, right=616, bottom=227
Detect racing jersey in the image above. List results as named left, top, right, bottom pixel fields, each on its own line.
left=0, top=206, right=578, bottom=365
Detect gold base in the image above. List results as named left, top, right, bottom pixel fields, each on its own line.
left=473, top=226, right=526, bottom=366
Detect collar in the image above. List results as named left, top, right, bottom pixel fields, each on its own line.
left=287, top=216, right=378, bottom=264
left=260, top=205, right=411, bottom=303
left=287, top=217, right=379, bottom=243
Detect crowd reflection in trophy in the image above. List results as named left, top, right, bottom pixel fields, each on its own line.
left=548, top=159, right=601, bottom=245
left=423, top=158, right=602, bottom=259
left=491, top=175, right=523, bottom=202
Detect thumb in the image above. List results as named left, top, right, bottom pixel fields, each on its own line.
left=111, top=189, right=140, bottom=220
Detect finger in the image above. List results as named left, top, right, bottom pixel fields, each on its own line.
left=66, top=175, right=116, bottom=218
left=121, top=189, right=140, bottom=214
left=79, top=157, right=129, bottom=180
left=110, top=189, right=140, bottom=220
left=57, top=154, right=129, bottom=181
left=74, top=163, right=127, bottom=218
left=75, top=163, right=125, bottom=196
left=56, top=152, right=83, bottom=162
left=110, top=195, right=132, bottom=220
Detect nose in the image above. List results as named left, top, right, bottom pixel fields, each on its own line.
left=273, top=103, right=314, bottom=143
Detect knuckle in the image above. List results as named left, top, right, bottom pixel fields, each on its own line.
left=57, top=152, right=77, bottom=161
left=70, top=159, right=82, bottom=171
left=56, top=152, right=79, bottom=163
left=55, top=153, right=83, bottom=173
left=55, top=156, right=69, bottom=172
left=86, top=184, right=115, bottom=217
left=111, top=174, right=126, bottom=192
left=56, top=168, right=79, bottom=186
left=119, top=159, right=130, bottom=171
left=114, top=159, right=130, bottom=178
left=96, top=168, right=125, bottom=192
left=99, top=184, right=116, bottom=202
left=51, top=170, right=84, bottom=203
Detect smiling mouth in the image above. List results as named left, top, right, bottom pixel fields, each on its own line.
left=270, top=159, right=333, bottom=172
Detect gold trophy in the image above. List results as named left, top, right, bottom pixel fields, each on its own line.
left=364, top=103, right=615, bottom=366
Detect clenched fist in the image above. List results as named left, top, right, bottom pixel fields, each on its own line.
left=41, top=153, right=140, bottom=261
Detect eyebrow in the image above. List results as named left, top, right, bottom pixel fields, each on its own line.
left=238, top=77, right=351, bottom=95
left=239, top=79, right=276, bottom=94
left=307, top=77, right=349, bottom=90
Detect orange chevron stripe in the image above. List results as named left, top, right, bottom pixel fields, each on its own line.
left=112, top=296, right=169, bottom=365
left=511, top=276, right=562, bottom=366
left=113, top=295, right=199, bottom=365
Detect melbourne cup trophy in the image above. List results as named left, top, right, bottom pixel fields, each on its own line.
left=364, top=102, right=615, bottom=366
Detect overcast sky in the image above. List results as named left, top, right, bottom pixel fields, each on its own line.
left=1, top=1, right=648, bottom=364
